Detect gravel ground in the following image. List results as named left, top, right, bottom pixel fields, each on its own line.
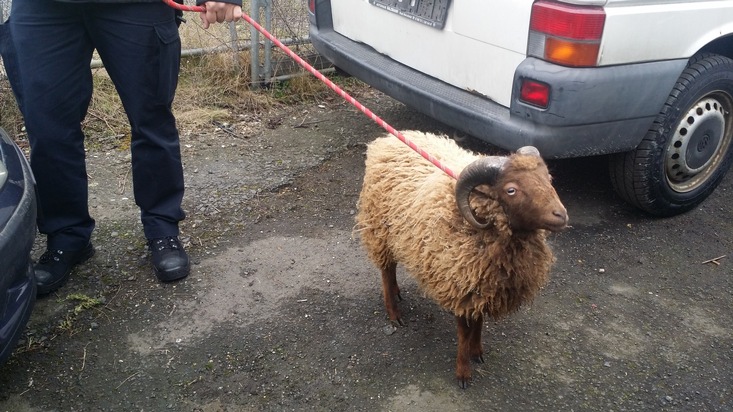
left=0, top=89, right=731, bottom=412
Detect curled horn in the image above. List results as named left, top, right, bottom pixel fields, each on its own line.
left=455, top=157, right=507, bottom=229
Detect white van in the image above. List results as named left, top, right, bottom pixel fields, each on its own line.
left=308, top=0, right=733, bottom=216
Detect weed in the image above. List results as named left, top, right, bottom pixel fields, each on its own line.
left=58, top=294, right=103, bottom=332
left=67, top=293, right=103, bottom=315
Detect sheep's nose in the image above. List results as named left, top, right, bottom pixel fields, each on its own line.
left=552, top=208, right=569, bottom=226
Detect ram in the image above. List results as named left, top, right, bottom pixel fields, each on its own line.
left=356, top=131, right=568, bottom=388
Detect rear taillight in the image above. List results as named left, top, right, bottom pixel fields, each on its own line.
left=528, top=1, right=605, bottom=67
left=309, top=0, right=315, bottom=14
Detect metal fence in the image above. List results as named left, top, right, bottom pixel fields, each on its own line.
left=0, top=0, right=316, bottom=85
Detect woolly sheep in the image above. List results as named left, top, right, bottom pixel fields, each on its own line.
left=356, top=131, right=568, bottom=388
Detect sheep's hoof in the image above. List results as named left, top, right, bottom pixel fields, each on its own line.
left=390, top=317, right=406, bottom=327
left=456, top=376, right=471, bottom=389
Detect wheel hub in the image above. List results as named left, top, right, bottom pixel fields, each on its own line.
left=665, top=96, right=729, bottom=192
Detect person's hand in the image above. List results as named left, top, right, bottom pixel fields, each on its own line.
left=199, top=2, right=243, bottom=29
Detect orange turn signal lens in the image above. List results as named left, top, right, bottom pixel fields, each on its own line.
left=545, top=37, right=600, bottom=67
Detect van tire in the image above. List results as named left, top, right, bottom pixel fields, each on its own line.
left=609, top=53, right=733, bottom=216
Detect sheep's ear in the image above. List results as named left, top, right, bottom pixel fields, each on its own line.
left=516, top=146, right=541, bottom=157
left=472, top=184, right=492, bottom=197
left=455, top=157, right=507, bottom=229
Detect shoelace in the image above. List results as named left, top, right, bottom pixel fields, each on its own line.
left=150, top=236, right=181, bottom=252
left=39, top=249, right=65, bottom=264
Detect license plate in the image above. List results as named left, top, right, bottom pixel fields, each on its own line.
left=369, top=0, right=451, bottom=29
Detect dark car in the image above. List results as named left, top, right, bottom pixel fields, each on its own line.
left=0, top=126, right=36, bottom=365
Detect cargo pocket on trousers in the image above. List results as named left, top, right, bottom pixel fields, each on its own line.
left=153, top=21, right=181, bottom=102
left=153, top=20, right=180, bottom=45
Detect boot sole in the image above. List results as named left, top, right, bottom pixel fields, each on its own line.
left=153, top=262, right=190, bottom=282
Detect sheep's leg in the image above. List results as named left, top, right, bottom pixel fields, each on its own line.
left=468, top=314, right=485, bottom=364
left=455, top=315, right=482, bottom=389
left=381, top=260, right=404, bottom=326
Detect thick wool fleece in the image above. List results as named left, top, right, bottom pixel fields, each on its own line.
left=356, top=131, right=554, bottom=320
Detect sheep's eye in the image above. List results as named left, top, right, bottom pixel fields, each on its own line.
left=506, top=187, right=517, bottom=196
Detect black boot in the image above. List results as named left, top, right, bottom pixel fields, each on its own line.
left=35, top=243, right=95, bottom=295
left=148, top=236, right=190, bottom=282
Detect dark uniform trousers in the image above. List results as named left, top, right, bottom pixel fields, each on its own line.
left=7, top=0, right=186, bottom=251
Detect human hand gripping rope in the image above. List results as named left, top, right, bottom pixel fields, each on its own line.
left=162, top=0, right=458, bottom=180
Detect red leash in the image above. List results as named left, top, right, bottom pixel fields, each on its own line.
left=162, top=0, right=459, bottom=180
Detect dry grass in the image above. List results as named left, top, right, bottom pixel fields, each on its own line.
left=0, top=52, right=348, bottom=145
left=0, top=78, right=22, bottom=136
left=0, top=46, right=346, bottom=150
left=0, top=52, right=363, bottom=150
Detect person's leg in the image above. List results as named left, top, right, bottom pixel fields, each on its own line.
left=9, top=0, right=97, bottom=294
left=10, top=0, right=96, bottom=250
left=89, top=3, right=189, bottom=281
left=89, top=2, right=185, bottom=239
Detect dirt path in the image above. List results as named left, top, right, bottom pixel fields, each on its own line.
left=1, top=93, right=731, bottom=411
